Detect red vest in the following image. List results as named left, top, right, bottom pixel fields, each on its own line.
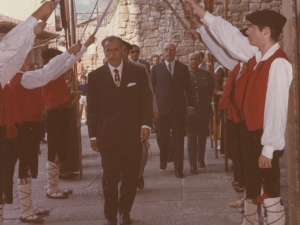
left=218, top=64, right=242, bottom=123
left=8, top=73, right=44, bottom=122
left=41, top=76, right=71, bottom=110
left=3, top=86, right=23, bottom=138
left=234, top=48, right=288, bottom=131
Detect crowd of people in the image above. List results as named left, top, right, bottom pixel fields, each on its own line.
left=0, top=1, right=292, bottom=225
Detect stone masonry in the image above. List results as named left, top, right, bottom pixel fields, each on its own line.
left=102, top=0, right=283, bottom=64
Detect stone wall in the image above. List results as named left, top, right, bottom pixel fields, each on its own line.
left=104, top=0, right=282, bottom=64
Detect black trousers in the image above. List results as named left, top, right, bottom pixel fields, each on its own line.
left=157, top=113, right=185, bottom=172
left=100, top=142, right=142, bottom=219
left=18, top=122, right=41, bottom=179
left=228, top=121, right=244, bottom=188
left=186, top=120, right=209, bottom=167
left=241, top=123, right=283, bottom=199
left=0, top=127, right=17, bottom=204
left=46, top=108, right=70, bottom=162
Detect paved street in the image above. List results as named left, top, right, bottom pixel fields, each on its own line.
left=3, top=124, right=289, bottom=225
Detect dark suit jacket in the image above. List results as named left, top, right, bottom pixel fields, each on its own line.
left=87, top=62, right=153, bottom=148
left=138, top=59, right=150, bottom=74
left=150, top=60, right=194, bottom=116
left=185, top=68, right=214, bottom=124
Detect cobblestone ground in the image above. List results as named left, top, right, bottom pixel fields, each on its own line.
left=3, top=124, right=289, bottom=225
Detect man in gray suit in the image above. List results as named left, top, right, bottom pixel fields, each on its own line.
left=121, top=40, right=159, bottom=190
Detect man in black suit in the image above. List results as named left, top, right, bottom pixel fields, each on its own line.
left=129, top=45, right=150, bottom=73
left=151, top=42, right=194, bottom=178
left=186, top=53, right=214, bottom=173
left=87, top=36, right=152, bottom=225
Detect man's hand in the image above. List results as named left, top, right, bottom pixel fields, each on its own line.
left=84, top=35, right=96, bottom=48
left=152, top=113, right=159, bottom=123
left=90, top=140, right=99, bottom=152
left=141, top=128, right=150, bottom=141
left=32, top=1, right=56, bottom=21
left=184, top=0, right=205, bottom=18
left=259, top=154, right=272, bottom=169
left=67, top=42, right=82, bottom=55
left=185, top=29, right=202, bottom=41
left=34, top=22, right=47, bottom=35
left=186, top=107, right=194, bottom=116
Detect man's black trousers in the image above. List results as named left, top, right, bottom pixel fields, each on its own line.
left=156, top=113, right=185, bottom=173
left=99, top=142, right=142, bottom=219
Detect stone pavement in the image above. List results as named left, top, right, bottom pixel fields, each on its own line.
left=3, top=124, right=289, bottom=225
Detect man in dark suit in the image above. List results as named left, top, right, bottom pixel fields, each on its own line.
left=151, top=42, right=194, bottom=178
left=186, top=53, right=214, bottom=173
left=129, top=44, right=150, bottom=73
left=87, top=36, right=152, bottom=225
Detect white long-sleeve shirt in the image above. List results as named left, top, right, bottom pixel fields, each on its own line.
left=202, top=12, right=258, bottom=63
left=0, top=16, right=38, bottom=88
left=197, top=25, right=238, bottom=71
left=21, top=45, right=87, bottom=89
left=200, top=12, right=293, bottom=158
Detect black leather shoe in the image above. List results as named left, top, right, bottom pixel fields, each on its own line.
left=234, top=187, right=245, bottom=193
left=104, top=218, right=117, bottom=225
left=119, top=213, right=131, bottom=225
left=175, top=171, right=184, bottom=178
left=231, top=181, right=239, bottom=187
left=190, top=166, right=197, bottom=174
left=198, top=162, right=206, bottom=168
left=160, top=161, right=167, bottom=170
left=137, top=176, right=144, bottom=189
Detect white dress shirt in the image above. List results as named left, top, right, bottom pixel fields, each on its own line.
left=0, top=16, right=37, bottom=88
left=21, top=46, right=87, bottom=89
left=108, top=60, right=123, bottom=81
left=199, top=11, right=293, bottom=158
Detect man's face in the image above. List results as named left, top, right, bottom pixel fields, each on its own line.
left=188, top=53, right=201, bottom=71
left=160, top=55, right=165, bottom=62
left=20, top=57, right=31, bottom=72
left=121, top=44, right=129, bottom=62
left=104, top=39, right=123, bottom=67
left=147, top=56, right=153, bottom=66
left=163, top=43, right=176, bottom=62
left=129, top=46, right=140, bottom=61
left=246, top=23, right=264, bottom=47
left=152, top=56, right=160, bottom=65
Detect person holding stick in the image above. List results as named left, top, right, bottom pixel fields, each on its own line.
left=185, top=1, right=292, bottom=224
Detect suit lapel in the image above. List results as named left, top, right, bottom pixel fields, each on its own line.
left=162, top=62, right=172, bottom=79
left=103, top=64, right=116, bottom=88
left=120, top=62, right=130, bottom=89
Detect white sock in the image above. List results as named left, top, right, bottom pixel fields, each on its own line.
left=242, top=199, right=258, bottom=225
left=17, top=178, right=38, bottom=220
left=262, top=197, right=285, bottom=225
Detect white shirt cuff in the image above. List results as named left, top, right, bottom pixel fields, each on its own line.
left=187, top=106, right=194, bottom=110
left=197, top=25, right=206, bottom=35
left=262, top=145, right=275, bottom=159
left=202, top=11, right=214, bottom=26
left=90, top=137, right=96, bottom=140
left=142, top=125, right=151, bottom=131
left=27, top=16, right=39, bottom=28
